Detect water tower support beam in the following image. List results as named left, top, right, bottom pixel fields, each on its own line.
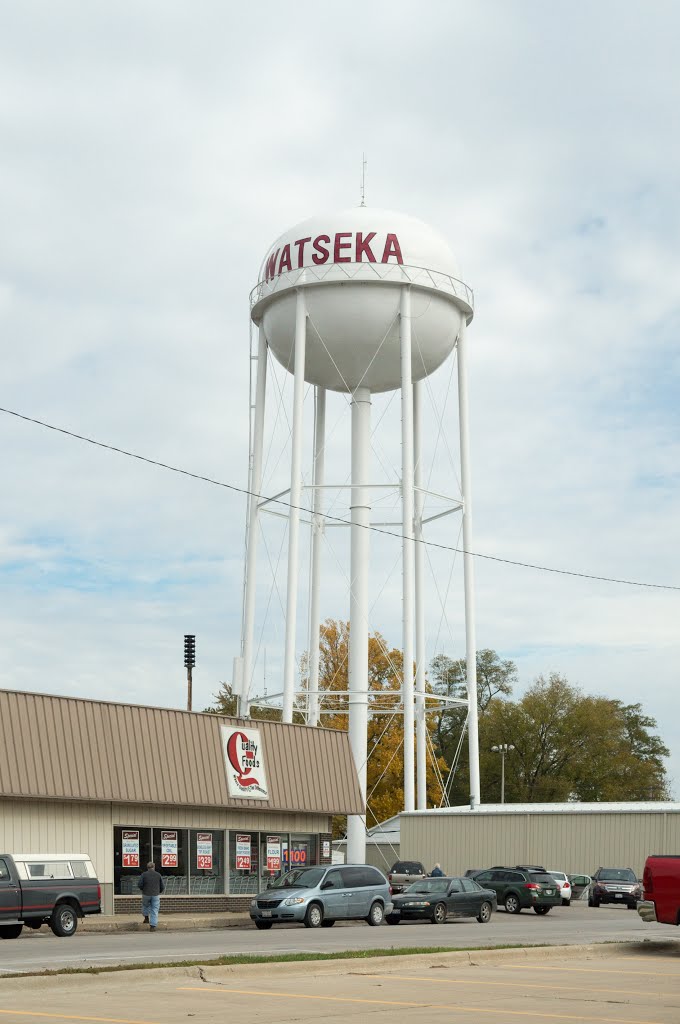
left=457, top=319, right=481, bottom=807
left=240, top=324, right=268, bottom=716
left=413, top=380, right=427, bottom=809
left=347, top=385, right=371, bottom=864
left=400, top=286, right=416, bottom=814
left=307, top=386, right=326, bottom=725
left=282, top=290, right=307, bottom=724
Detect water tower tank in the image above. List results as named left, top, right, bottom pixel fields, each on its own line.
left=251, top=208, right=473, bottom=394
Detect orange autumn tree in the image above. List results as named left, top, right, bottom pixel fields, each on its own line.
left=301, top=619, right=448, bottom=833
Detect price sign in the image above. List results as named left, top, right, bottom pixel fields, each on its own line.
left=161, top=830, right=178, bottom=868
left=266, top=836, right=281, bottom=872
left=196, top=832, right=213, bottom=870
left=236, top=833, right=251, bottom=871
left=122, top=830, right=139, bottom=868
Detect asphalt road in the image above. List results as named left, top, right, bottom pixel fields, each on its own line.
left=1, top=945, right=679, bottom=1024
left=0, top=902, right=677, bottom=974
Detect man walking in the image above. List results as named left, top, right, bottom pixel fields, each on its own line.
left=137, top=860, right=165, bottom=931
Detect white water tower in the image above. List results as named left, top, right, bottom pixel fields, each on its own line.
left=237, top=207, right=479, bottom=862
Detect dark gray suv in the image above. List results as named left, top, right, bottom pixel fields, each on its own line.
left=250, top=864, right=392, bottom=929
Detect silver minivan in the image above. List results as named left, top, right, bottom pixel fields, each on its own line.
left=249, top=864, right=392, bottom=929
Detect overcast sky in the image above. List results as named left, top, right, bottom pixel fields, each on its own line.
left=1, top=1, right=679, bottom=795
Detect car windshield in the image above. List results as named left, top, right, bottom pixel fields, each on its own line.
left=529, top=873, right=558, bottom=885
left=599, top=868, right=637, bottom=882
left=267, top=868, right=325, bottom=889
left=392, top=862, right=423, bottom=874
left=404, top=879, right=449, bottom=894
left=549, top=872, right=567, bottom=881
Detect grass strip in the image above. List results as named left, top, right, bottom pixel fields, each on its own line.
left=0, top=943, right=547, bottom=980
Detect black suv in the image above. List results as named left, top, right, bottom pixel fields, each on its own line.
left=588, top=867, right=642, bottom=909
left=471, top=865, right=562, bottom=914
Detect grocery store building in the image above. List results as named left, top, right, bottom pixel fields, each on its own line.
left=0, top=689, right=363, bottom=914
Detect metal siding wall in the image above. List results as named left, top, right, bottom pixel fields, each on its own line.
left=402, top=811, right=680, bottom=877
left=0, top=798, right=113, bottom=883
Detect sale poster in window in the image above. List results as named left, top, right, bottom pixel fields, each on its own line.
left=161, top=831, right=178, bottom=868
left=236, top=834, right=251, bottom=870
left=196, top=833, right=213, bottom=870
left=266, top=836, right=281, bottom=872
left=122, top=830, right=139, bottom=868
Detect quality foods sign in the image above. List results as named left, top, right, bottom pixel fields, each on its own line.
left=221, top=725, right=269, bottom=799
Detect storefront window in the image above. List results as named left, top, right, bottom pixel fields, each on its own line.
left=260, top=833, right=287, bottom=885
left=228, top=831, right=259, bottom=895
left=113, top=826, right=152, bottom=895
left=189, top=830, right=225, bottom=894
left=289, top=834, right=317, bottom=870
left=152, top=829, right=187, bottom=894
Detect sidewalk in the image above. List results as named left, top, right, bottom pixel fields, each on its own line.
left=79, top=911, right=251, bottom=933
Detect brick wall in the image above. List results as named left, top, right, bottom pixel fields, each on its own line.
left=114, top=895, right=252, bottom=915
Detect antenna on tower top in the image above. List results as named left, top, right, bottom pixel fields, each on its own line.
left=360, top=153, right=367, bottom=207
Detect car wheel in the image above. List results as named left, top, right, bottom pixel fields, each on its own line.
left=386, top=914, right=401, bottom=925
left=50, top=903, right=78, bottom=937
left=477, top=901, right=492, bottom=924
left=367, top=901, right=384, bottom=926
left=628, top=903, right=638, bottom=910
left=504, top=894, right=521, bottom=914
left=432, top=902, right=447, bottom=924
left=304, top=902, right=323, bottom=929
left=254, top=921, right=273, bottom=930
left=533, top=906, right=551, bottom=915
left=0, top=924, right=23, bottom=940
left=321, top=919, right=336, bottom=927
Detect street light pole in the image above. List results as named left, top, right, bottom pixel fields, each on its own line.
left=491, top=743, right=515, bottom=804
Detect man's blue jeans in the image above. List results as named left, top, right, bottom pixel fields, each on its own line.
left=141, top=895, right=160, bottom=927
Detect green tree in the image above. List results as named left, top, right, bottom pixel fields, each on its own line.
left=429, top=649, right=517, bottom=804
left=479, top=675, right=670, bottom=803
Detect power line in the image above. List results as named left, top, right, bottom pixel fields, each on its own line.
left=1, top=403, right=679, bottom=593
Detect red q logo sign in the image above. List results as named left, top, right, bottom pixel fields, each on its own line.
left=226, top=731, right=260, bottom=788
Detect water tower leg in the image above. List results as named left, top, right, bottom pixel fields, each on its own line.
left=413, top=380, right=427, bottom=810
left=307, top=386, right=326, bottom=726
left=282, top=290, right=307, bottom=724
left=347, top=385, right=371, bottom=864
left=400, top=286, right=415, bottom=814
left=240, top=324, right=268, bottom=716
left=457, top=320, right=480, bottom=808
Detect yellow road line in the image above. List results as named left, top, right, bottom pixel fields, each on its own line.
left=0, top=1013, right=156, bottom=1024
left=511, top=965, right=678, bottom=978
left=177, top=984, right=667, bottom=1024
left=361, top=973, right=657, bottom=998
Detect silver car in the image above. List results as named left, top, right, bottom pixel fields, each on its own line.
left=249, top=864, right=392, bottom=929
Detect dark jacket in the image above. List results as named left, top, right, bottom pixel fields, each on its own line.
left=137, top=869, right=166, bottom=896
left=430, top=866, right=444, bottom=877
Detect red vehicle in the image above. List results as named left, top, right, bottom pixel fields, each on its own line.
left=638, top=855, right=680, bottom=926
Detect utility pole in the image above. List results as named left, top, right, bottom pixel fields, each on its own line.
left=184, top=635, right=196, bottom=712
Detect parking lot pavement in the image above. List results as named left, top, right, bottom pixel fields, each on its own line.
left=0, top=945, right=679, bottom=1024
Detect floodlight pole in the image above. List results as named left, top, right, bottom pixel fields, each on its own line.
left=307, top=386, right=326, bottom=726
left=282, top=289, right=307, bottom=723
left=457, top=319, right=480, bottom=808
left=347, top=385, right=371, bottom=865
